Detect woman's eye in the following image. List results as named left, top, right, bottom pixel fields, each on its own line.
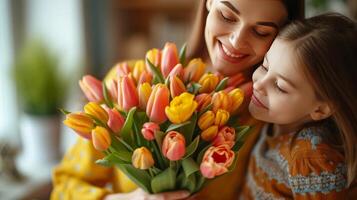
left=220, top=11, right=236, bottom=23
left=254, top=29, right=270, bottom=37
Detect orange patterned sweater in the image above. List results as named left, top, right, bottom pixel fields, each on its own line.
left=240, top=124, right=348, bottom=200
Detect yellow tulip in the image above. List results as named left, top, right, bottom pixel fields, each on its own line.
left=84, top=102, right=109, bottom=123
left=132, top=60, right=146, bottom=82
left=138, top=82, right=152, bottom=110
left=198, top=73, right=219, bottom=93
left=165, top=92, right=198, bottom=124
left=228, top=88, right=244, bottom=113
left=92, top=126, right=111, bottom=151
left=214, top=109, right=230, bottom=127
left=198, top=111, right=215, bottom=130
left=145, top=48, right=161, bottom=72
left=132, top=147, right=155, bottom=169
left=201, top=125, right=218, bottom=142
left=63, top=112, right=94, bottom=140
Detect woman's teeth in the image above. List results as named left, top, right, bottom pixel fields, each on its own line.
left=222, top=44, right=245, bottom=58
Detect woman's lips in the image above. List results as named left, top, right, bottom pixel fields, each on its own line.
left=251, top=94, right=268, bottom=109
left=218, top=41, right=248, bottom=63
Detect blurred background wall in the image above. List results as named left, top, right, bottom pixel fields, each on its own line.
left=0, top=0, right=355, bottom=199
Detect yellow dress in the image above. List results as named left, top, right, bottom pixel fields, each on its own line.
left=50, top=61, right=263, bottom=200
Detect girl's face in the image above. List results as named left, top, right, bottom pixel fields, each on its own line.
left=205, top=0, right=288, bottom=76
left=249, top=39, right=327, bottom=129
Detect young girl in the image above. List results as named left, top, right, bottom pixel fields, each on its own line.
left=242, top=13, right=357, bottom=199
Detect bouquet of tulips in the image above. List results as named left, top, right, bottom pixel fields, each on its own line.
left=62, top=42, right=251, bottom=194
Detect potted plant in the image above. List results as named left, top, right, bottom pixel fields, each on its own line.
left=13, top=39, right=66, bottom=174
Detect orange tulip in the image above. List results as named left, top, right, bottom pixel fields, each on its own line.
left=168, top=64, right=184, bottom=80
left=107, top=108, right=125, bottom=133
left=195, top=93, right=212, bottom=112
left=212, top=126, right=236, bottom=148
left=212, top=91, right=232, bottom=113
left=132, top=147, right=155, bottom=169
left=169, top=76, right=186, bottom=98
left=79, top=75, right=103, bottom=103
left=146, top=84, right=170, bottom=124
left=228, top=88, right=244, bottom=113
left=201, top=125, right=218, bottom=142
left=227, top=73, right=245, bottom=88
left=117, top=75, right=139, bottom=112
left=162, top=131, right=186, bottom=161
left=214, top=109, right=230, bottom=127
left=141, top=122, right=160, bottom=141
left=138, top=71, right=153, bottom=85
left=184, top=58, right=206, bottom=82
left=63, top=112, right=94, bottom=140
left=92, top=126, right=111, bottom=151
left=200, top=144, right=235, bottom=179
left=198, top=111, right=215, bottom=130
left=161, top=42, right=179, bottom=78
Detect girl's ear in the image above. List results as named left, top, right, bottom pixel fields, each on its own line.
left=310, top=102, right=332, bottom=121
left=206, top=0, right=213, bottom=12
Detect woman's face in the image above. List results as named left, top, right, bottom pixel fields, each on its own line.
left=205, top=0, right=288, bottom=76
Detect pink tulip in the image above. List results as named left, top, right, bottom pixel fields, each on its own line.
left=115, top=62, right=131, bottom=77
left=79, top=75, right=104, bottom=103
left=167, top=64, right=184, bottom=80
left=146, top=84, right=169, bottom=124
left=162, top=131, right=186, bottom=161
left=117, top=75, right=139, bottom=112
left=108, top=79, right=118, bottom=101
left=200, top=144, right=235, bottom=179
left=212, top=126, right=236, bottom=148
left=107, top=108, right=125, bottom=133
left=141, top=122, right=160, bottom=141
left=161, top=42, right=179, bottom=78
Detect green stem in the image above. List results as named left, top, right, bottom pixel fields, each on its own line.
left=151, top=141, right=165, bottom=169
left=118, top=137, right=134, bottom=152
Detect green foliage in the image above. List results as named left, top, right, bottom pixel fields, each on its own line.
left=13, top=39, right=66, bottom=115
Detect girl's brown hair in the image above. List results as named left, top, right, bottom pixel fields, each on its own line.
left=278, top=13, right=357, bottom=186
left=186, top=0, right=305, bottom=61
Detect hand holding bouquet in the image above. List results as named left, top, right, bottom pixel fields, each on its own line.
left=62, top=42, right=250, bottom=194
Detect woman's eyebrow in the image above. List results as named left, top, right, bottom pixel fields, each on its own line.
left=221, top=1, right=240, bottom=15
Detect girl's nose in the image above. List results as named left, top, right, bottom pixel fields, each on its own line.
left=253, top=77, right=267, bottom=96
left=229, top=25, right=249, bottom=49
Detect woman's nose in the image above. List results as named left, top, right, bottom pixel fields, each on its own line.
left=253, top=77, right=267, bottom=96
left=229, top=25, right=249, bottom=49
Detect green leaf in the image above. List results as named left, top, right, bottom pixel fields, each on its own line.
left=194, top=173, right=206, bottom=192
left=95, top=153, right=128, bottom=167
left=102, top=82, right=114, bottom=108
left=117, top=164, right=152, bottom=193
left=151, top=167, right=176, bottom=193
left=179, top=43, right=187, bottom=66
left=196, top=144, right=211, bottom=164
left=120, top=107, right=137, bottom=146
left=177, top=172, right=196, bottom=193
left=180, top=112, right=198, bottom=142
left=110, top=148, right=132, bottom=163
left=183, top=136, right=200, bottom=159
left=214, top=77, right=229, bottom=92
left=166, top=121, right=191, bottom=133
left=182, top=157, right=199, bottom=177
left=110, top=134, right=131, bottom=152
left=187, top=83, right=202, bottom=95
left=154, top=131, right=166, bottom=150
left=232, top=125, right=251, bottom=151
left=146, top=58, right=165, bottom=83
left=58, top=108, right=71, bottom=115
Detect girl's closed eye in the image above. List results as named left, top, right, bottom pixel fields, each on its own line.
left=275, top=81, right=287, bottom=93
left=220, top=10, right=236, bottom=23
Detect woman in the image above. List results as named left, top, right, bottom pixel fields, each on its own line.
left=51, top=1, right=304, bottom=199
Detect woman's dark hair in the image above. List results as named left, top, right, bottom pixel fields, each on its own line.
left=278, top=13, right=357, bottom=186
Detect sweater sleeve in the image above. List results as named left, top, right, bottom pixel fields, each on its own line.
left=51, top=138, right=113, bottom=200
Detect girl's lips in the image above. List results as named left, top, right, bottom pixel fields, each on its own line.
left=218, top=41, right=248, bottom=64
left=251, top=94, right=268, bottom=109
